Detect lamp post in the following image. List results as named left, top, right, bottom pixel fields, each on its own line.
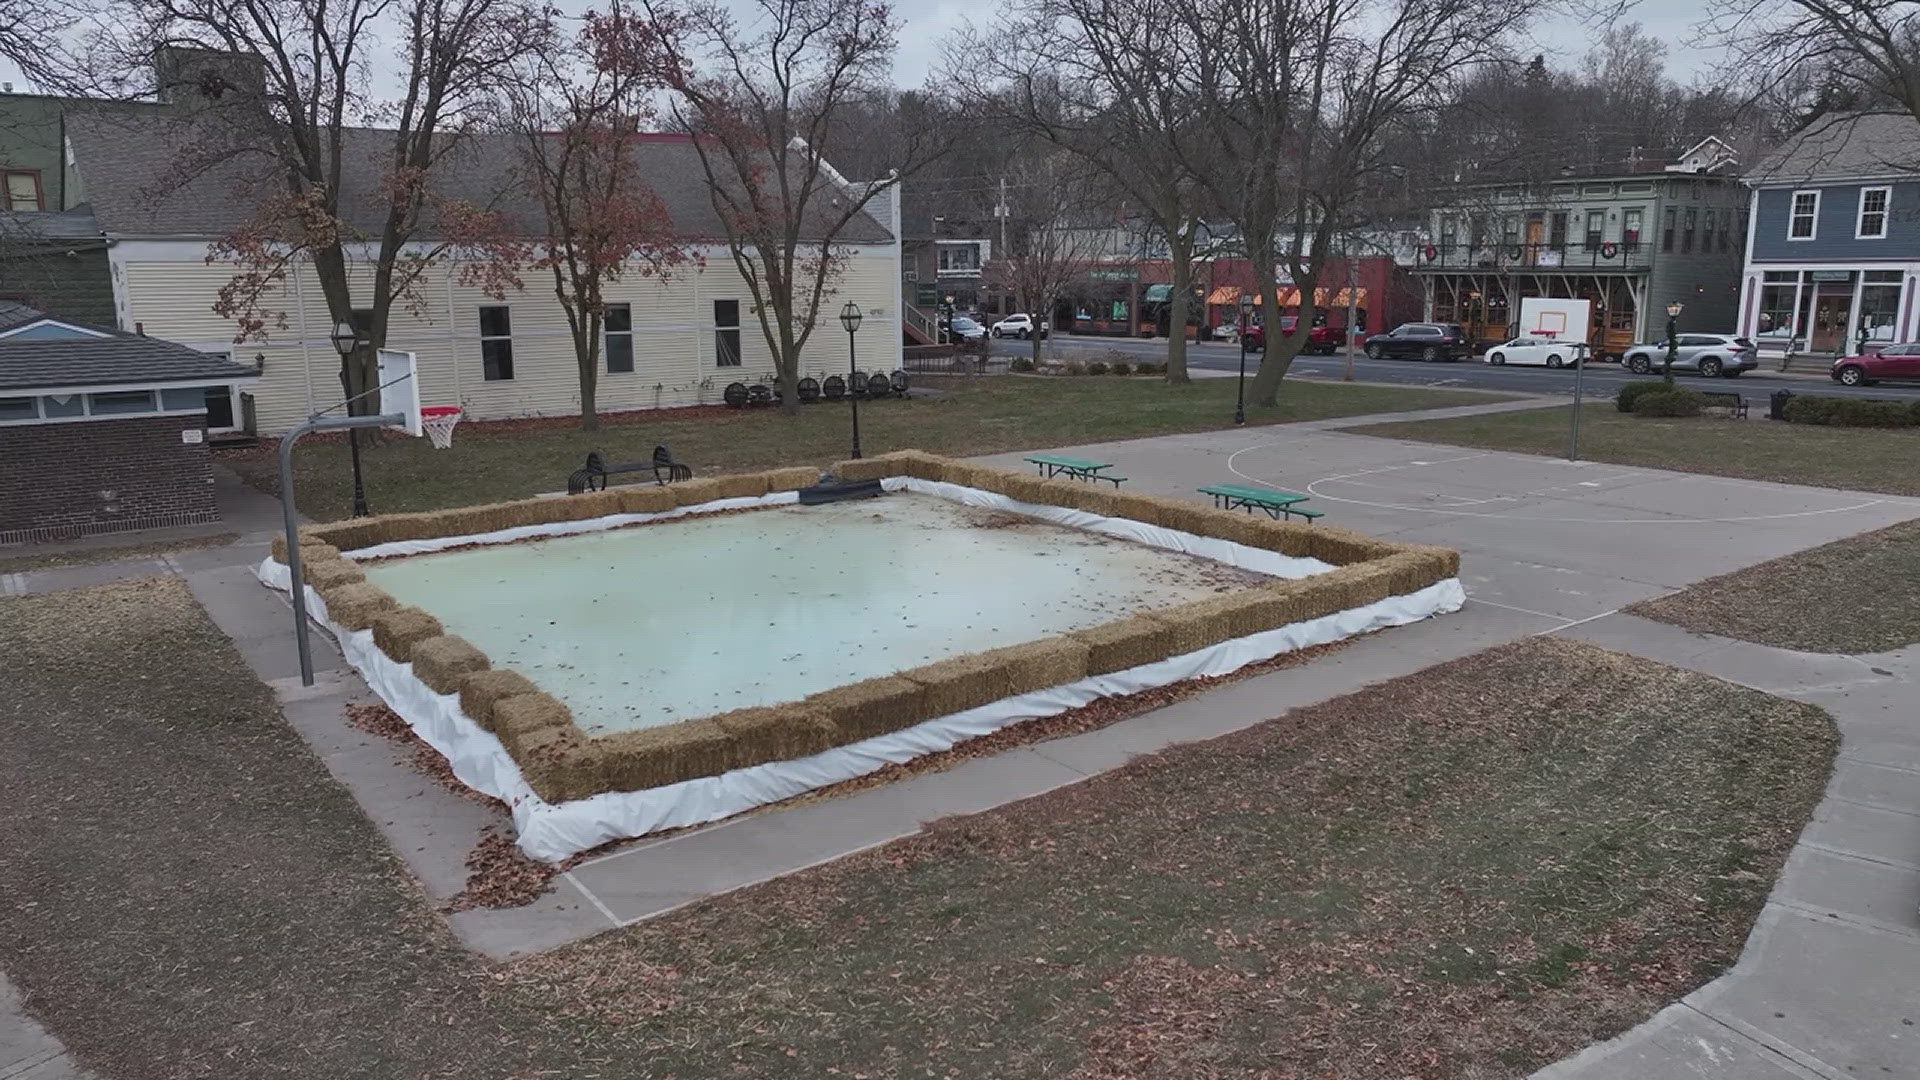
left=840, top=301, right=863, bottom=459
left=328, top=318, right=373, bottom=518
left=1235, top=293, right=1251, bottom=425
left=1663, top=300, right=1683, bottom=384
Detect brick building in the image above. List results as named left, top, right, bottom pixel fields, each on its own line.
left=0, top=303, right=258, bottom=544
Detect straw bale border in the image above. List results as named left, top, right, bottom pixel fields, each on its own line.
left=274, top=453, right=1457, bottom=805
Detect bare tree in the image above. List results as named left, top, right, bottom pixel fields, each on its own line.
left=981, top=154, right=1105, bottom=366
left=1708, top=1, right=1920, bottom=131
left=93, top=0, right=548, bottom=407
left=634, top=0, right=945, bottom=413
left=953, top=1, right=1210, bottom=383
left=459, top=6, right=687, bottom=429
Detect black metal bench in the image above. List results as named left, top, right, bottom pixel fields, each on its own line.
left=566, top=445, right=692, bottom=494
left=1700, top=391, right=1749, bottom=419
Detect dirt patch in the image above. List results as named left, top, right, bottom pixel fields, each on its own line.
left=0, top=532, right=239, bottom=575
left=1628, top=517, right=1920, bottom=653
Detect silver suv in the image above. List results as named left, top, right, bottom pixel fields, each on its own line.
left=1621, top=334, right=1758, bottom=377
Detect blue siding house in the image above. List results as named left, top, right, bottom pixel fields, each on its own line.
left=1739, top=113, right=1920, bottom=359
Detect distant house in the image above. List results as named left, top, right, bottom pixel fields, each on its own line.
left=0, top=209, right=114, bottom=325
left=54, top=111, right=900, bottom=436
left=0, top=303, right=258, bottom=543
left=1737, top=113, right=1920, bottom=361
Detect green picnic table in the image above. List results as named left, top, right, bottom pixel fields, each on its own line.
left=1198, top=483, right=1323, bottom=522
left=1026, top=454, right=1127, bottom=487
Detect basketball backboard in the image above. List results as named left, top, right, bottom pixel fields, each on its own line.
left=376, top=348, right=421, bottom=436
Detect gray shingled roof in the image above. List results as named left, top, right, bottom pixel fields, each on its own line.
left=0, top=306, right=259, bottom=391
left=64, top=113, right=892, bottom=244
left=0, top=209, right=107, bottom=243
left=1748, top=112, right=1920, bottom=184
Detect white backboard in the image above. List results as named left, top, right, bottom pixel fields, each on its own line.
left=1518, top=298, right=1592, bottom=346
left=376, top=349, right=422, bottom=437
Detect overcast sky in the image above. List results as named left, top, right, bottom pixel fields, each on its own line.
left=1, top=0, right=1723, bottom=97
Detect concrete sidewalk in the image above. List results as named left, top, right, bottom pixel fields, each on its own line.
left=1536, top=614, right=1920, bottom=1080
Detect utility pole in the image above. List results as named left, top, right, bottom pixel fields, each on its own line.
left=995, top=177, right=1009, bottom=317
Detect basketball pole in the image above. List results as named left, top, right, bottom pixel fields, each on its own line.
left=1568, top=341, right=1588, bottom=462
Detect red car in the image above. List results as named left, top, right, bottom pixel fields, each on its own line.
left=1832, top=344, right=1920, bottom=386
left=1241, top=317, right=1356, bottom=355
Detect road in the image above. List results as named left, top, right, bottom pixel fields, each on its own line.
left=990, top=334, right=1920, bottom=403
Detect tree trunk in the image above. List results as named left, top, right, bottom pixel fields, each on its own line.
left=1247, top=241, right=1287, bottom=407
left=1164, top=235, right=1193, bottom=384
left=779, top=347, right=802, bottom=415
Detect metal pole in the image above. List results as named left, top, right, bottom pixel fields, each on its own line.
left=847, top=328, right=862, bottom=459
left=1664, top=314, right=1678, bottom=383
left=1344, top=253, right=1360, bottom=382
left=279, top=412, right=404, bottom=686
left=1568, top=341, right=1587, bottom=462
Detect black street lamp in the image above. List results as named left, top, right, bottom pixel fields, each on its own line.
left=329, top=318, right=373, bottom=517
left=840, top=301, right=864, bottom=459
left=1235, top=293, right=1251, bottom=425
left=1663, top=300, right=1683, bottom=384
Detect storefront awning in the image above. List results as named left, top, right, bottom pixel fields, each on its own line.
left=1205, top=286, right=1369, bottom=309
left=1142, top=284, right=1174, bottom=303
left=1205, top=286, right=1242, bottom=306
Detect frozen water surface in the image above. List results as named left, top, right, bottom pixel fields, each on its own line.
left=362, top=493, right=1270, bottom=735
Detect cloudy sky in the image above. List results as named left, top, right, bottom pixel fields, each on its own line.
left=0, top=0, right=1723, bottom=96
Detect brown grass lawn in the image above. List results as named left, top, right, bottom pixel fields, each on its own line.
left=1351, top=404, right=1920, bottom=497
left=0, top=577, right=1835, bottom=1079
left=219, top=375, right=1515, bottom=522
left=1630, top=517, right=1920, bottom=654
left=0, top=532, right=238, bottom=575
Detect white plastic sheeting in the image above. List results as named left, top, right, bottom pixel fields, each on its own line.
left=345, top=490, right=802, bottom=561
left=259, top=483, right=1463, bottom=862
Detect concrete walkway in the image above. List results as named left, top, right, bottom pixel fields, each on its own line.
left=1537, top=614, right=1920, bottom=1079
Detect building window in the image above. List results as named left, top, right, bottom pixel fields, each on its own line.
left=1719, top=209, right=1733, bottom=252
left=1549, top=211, right=1568, bottom=248
left=604, top=304, right=633, bottom=373
left=1622, top=208, right=1643, bottom=248
left=937, top=244, right=980, bottom=273
left=1857, top=186, right=1890, bottom=239
left=713, top=299, right=741, bottom=367
left=39, top=394, right=82, bottom=418
left=0, top=396, right=36, bottom=421
left=88, top=390, right=158, bottom=415
left=3, top=170, right=42, bottom=212
left=159, top=387, right=210, bottom=411
left=1861, top=270, right=1902, bottom=341
left=1583, top=210, right=1604, bottom=249
left=1703, top=209, right=1715, bottom=251
left=1756, top=275, right=1799, bottom=341
left=478, top=305, right=514, bottom=381
left=1501, top=216, right=1520, bottom=248
left=1682, top=208, right=1698, bottom=252
left=1789, top=190, right=1819, bottom=240
left=1662, top=208, right=1676, bottom=251
left=1438, top=215, right=1457, bottom=249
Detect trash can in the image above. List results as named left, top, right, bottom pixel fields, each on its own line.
left=1770, top=389, right=1794, bottom=420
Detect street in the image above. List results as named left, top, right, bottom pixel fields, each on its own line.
left=992, top=334, right=1920, bottom=403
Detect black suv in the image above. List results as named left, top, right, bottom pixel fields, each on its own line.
left=1363, top=323, right=1471, bottom=361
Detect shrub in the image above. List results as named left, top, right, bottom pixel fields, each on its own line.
left=1086, top=361, right=1110, bottom=375
left=1009, top=357, right=1035, bottom=372
left=1110, top=361, right=1132, bottom=376
left=1134, top=361, right=1160, bottom=375
left=1063, top=361, right=1087, bottom=376
left=1616, top=379, right=1673, bottom=413
left=1631, top=388, right=1706, bottom=417
left=1783, top=394, right=1917, bottom=427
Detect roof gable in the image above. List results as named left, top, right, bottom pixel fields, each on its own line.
left=0, top=335, right=260, bottom=392
left=0, top=319, right=113, bottom=341
left=1749, top=113, right=1920, bottom=185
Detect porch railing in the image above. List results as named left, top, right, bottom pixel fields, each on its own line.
left=1413, top=241, right=1655, bottom=272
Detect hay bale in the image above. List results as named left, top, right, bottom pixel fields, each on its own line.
left=491, top=692, right=577, bottom=756
left=1149, top=590, right=1305, bottom=655
left=704, top=471, right=771, bottom=500
left=351, top=512, right=445, bottom=547
left=711, top=703, right=841, bottom=767
left=1313, top=561, right=1398, bottom=612
left=458, top=669, right=542, bottom=732
left=900, top=637, right=1091, bottom=717
left=831, top=449, right=946, bottom=483
left=934, top=461, right=1006, bottom=491
left=316, top=581, right=396, bottom=631
left=611, top=483, right=678, bottom=513
left=669, top=477, right=728, bottom=507
left=369, top=607, right=445, bottom=664
left=272, top=535, right=338, bottom=563
left=303, top=521, right=378, bottom=551
left=596, top=719, right=738, bottom=792
left=425, top=498, right=553, bottom=537
left=544, top=489, right=627, bottom=522
left=302, top=556, right=365, bottom=590
left=762, top=465, right=824, bottom=493
left=518, top=742, right=605, bottom=804
left=1372, top=547, right=1457, bottom=596
left=1071, top=614, right=1189, bottom=675
left=408, top=634, right=491, bottom=695
left=805, top=676, right=929, bottom=743
left=989, top=471, right=1073, bottom=507
left=1119, top=494, right=1242, bottom=542
left=1033, top=479, right=1131, bottom=518
left=1301, top=524, right=1400, bottom=566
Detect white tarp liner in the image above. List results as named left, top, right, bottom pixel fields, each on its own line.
left=259, top=482, right=1463, bottom=862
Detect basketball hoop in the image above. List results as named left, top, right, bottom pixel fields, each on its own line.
left=420, top=406, right=462, bottom=449
left=1534, top=329, right=1559, bottom=340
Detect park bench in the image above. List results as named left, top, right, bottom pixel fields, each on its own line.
left=1025, top=453, right=1127, bottom=487
left=1198, top=483, right=1323, bottom=523
left=1699, top=391, right=1749, bottom=419
left=566, top=445, right=692, bottom=494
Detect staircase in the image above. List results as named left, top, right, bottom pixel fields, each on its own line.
left=903, top=301, right=938, bottom=346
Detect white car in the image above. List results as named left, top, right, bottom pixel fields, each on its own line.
left=991, top=313, right=1049, bottom=339
left=1485, top=336, right=1585, bottom=368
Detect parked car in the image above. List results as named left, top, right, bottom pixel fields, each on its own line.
left=948, top=315, right=986, bottom=343
left=1485, top=336, right=1586, bottom=368
left=991, top=313, right=1049, bottom=339
left=1832, top=343, right=1920, bottom=386
left=1620, top=334, right=1757, bottom=377
left=1363, top=323, right=1472, bottom=361
left=1241, top=317, right=1354, bottom=354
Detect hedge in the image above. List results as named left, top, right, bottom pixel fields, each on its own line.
left=1781, top=394, right=1920, bottom=428
left=1009, top=357, right=1036, bottom=372
left=1616, top=379, right=1674, bottom=413
left=1631, top=388, right=1705, bottom=417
